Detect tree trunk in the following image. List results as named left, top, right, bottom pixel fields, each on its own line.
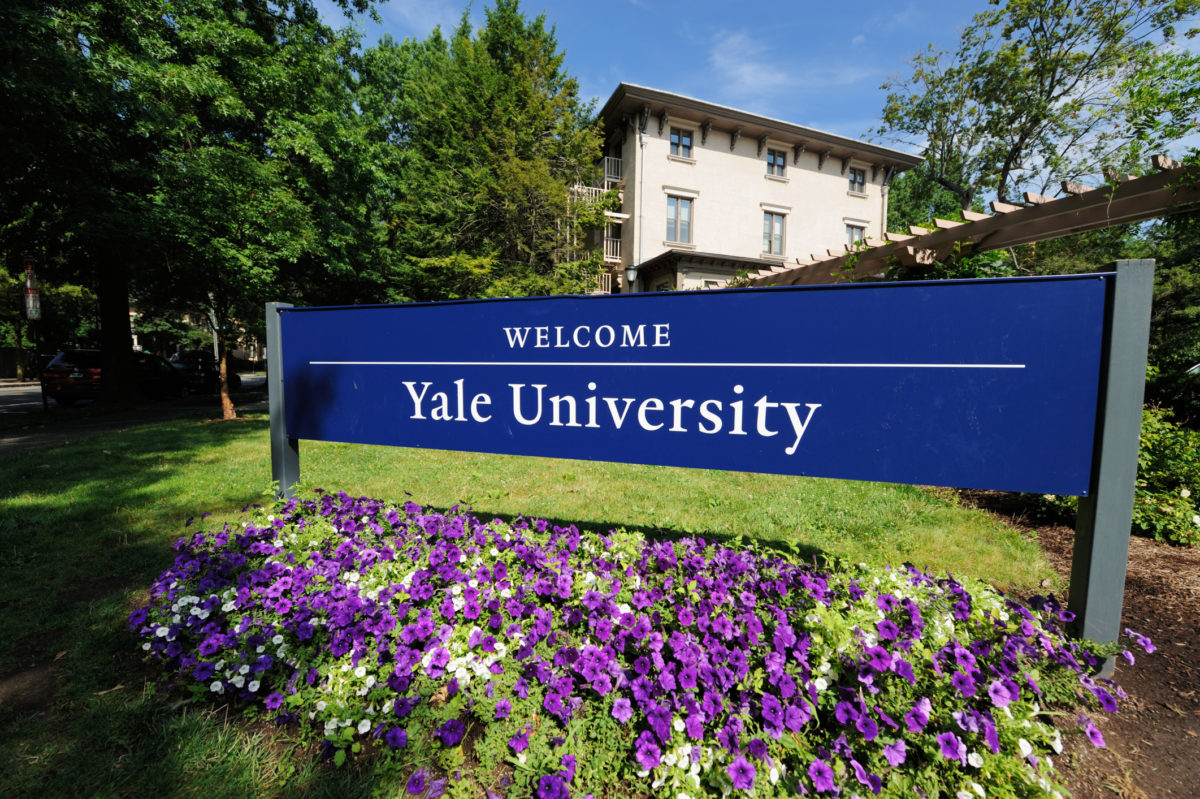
left=219, top=346, right=237, bottom=420
left=97, top=251, right=136, bottom=403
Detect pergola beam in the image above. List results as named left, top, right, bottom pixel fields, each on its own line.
left=748, top=160, right=1200, bottom=288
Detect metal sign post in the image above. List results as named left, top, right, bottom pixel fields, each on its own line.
left=1068, top=260, right=1154, bottom=677
left=266, top=302, right=299, bottom=498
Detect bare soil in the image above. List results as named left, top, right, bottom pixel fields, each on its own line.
left=960, top=491, right=1200, bottom=797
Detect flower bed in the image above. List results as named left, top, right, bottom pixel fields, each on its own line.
left=130, top=490, right=1152, bottom=798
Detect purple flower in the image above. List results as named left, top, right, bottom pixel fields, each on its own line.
left=407, top=768, right=428, bottom=795
left=808, top=759, right=836, bottom=793
left=883, top=739, right=907, bottom=766
left=495, top=699, right=511, bottom=719
left=264, top=692, right=284, bottom=710
left=1092, top=686, right=1118, bottom=713
left=728, top=756, right=756, bottom=790
left=1084, top=719, right=1106, bottom=747
left=951, top=670, right=977, bottom=698
left=560, top=754, right=577, bottom=783
left=536, top=774, right=569, bottom=799
left=508, top=731, right=529, bottom=753
left=435, top=718, right=465, bottom=747
left=876, top=619, right=899, bottom=640
left=986, top=678, right=1014, bottom=707
left=937, top=731, right=966, bottom=763
left=856, top=714, right=879, bottom=741
left=611, top=696, right=633, bottom=723
left=386, top=727, right=408, bottom=748
left=634, top=730, right=661, bottom=770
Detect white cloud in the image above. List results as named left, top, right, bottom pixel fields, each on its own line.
left=705, top=28, right=879, bottom=118
left=377, top=0, right=474, bottom=38
left=852, top=34, right=866, bottom=46
left=706, top=30, right=800, bottom=111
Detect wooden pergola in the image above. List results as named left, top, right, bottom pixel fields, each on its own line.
left=744, top=156, right=1200, bottom=287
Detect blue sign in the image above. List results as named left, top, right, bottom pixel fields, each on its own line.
left=279, top=275, right=1110, bottom=495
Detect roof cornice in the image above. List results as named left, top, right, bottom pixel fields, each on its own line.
left=598, top=83, right=921, bottom=168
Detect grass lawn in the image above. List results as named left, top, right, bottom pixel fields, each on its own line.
left=0, top=411, right=1058, bottom=798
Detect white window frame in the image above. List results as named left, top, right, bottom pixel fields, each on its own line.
left=848, top=166, right=867, bottom=195
left=763, top=211, right=786, bottom=256
left=666, top=195, right=694, bottom=244
left=670, top=127, right=694, bottom=160
left=766, top=148, right=787, bottom=177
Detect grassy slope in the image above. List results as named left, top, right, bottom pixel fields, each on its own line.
left=0, top=413, right=1056, bottom=798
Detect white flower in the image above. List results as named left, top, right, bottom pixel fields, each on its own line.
left=673, top=718, right=686, bottom=733
left=971, top=782, right=985, bottom=797
left=1192, top=514, right=1200, bottom=527
left=1050, top=730, right=1063, bottom=754
left=248, top=680, right=260, bottom=692
left=357, top=719, right=370, bottom=735
left=316, top=700, right=327, bottom=712
left=1018, top=738, right=1033, bottom=758
left=967, top=751, right=984, bottom=768
left=1182, top=488, right=1192, bottom=499
left=154, top=626, right=170, bottom=638
left=814, top=677, right=828, bottom=691
left=210, top=681, right=224, bottom=693
left=354, top=665, right=367, bottom=679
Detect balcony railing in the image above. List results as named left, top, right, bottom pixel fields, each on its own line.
left=571, top=184, right=606, bottom=202
left=595, top=271, right=613, bottom=294
left=604, top=236, right=621, bottom=263
left=604, top=156, right=623, bottom=184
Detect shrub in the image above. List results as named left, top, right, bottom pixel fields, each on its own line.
left=131, top=491, right=1151, bottom=798
left=1038, top=407, right=1200, bottom=546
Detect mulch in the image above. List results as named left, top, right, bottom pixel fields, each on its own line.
left=959, top=491, right=1200, bottom=797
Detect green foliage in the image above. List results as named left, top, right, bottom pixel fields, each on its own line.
left=1039, top=407, right=1200, bottom=546
left=876, top=0, right=1200, bottom=208
left=360, top=1, right=608, bottom=302
left=1132, top=406, right=1200, bottom=545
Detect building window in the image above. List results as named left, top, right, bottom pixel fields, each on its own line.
left=764, top=211, right=785, bottom=255
left=766, top=148, right=787, bottom=177
left=670, top=128, right=693, bottom=159
left=667, top=196, right=693, bottom=243
left=848, top=167, right=866, bottom=193
left=846, top=224, right=865, bottom=247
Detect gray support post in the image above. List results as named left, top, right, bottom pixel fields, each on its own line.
left=266, top=302, right=299, bottom=499
left=1068, top=260, right=1154, bottom=677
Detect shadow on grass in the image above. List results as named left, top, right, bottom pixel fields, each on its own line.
left=0, top=417, right=383, bottom=798
left=427, top=502, right=832, bottom=566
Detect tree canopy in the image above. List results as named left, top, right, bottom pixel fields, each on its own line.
left=1, top=0, right=610, bottom=411
left=877, top=0, right=1200, bottom=210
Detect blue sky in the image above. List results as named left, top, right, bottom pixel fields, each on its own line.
left=320, top=0, right=1000, bottom=153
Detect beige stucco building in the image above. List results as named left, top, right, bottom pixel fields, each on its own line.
left=591, top=84, right=922, bottom=291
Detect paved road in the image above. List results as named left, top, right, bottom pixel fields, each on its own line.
left=0, top=375, right=267, bottom=456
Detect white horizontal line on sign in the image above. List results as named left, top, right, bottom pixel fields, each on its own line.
left=309, top=361, right=1026, bottom=369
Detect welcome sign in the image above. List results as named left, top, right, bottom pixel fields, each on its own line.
left=278, top=275, right=1109, bottom=496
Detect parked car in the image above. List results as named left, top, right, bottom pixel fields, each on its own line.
left=41, top=349, right=189, bottom=406
left=168, top=350, right=241, bottom=393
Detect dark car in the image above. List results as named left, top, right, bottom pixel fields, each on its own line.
left=41, top=349, right=189, bottom=406
left=169, top=350, right=241, bottom=393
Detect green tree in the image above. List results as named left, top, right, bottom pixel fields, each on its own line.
left=876, top=0, right=1200, bottom=209
left=2, top=0, right=371, bottom=413
left=360, top=1, right=608, bottom=302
